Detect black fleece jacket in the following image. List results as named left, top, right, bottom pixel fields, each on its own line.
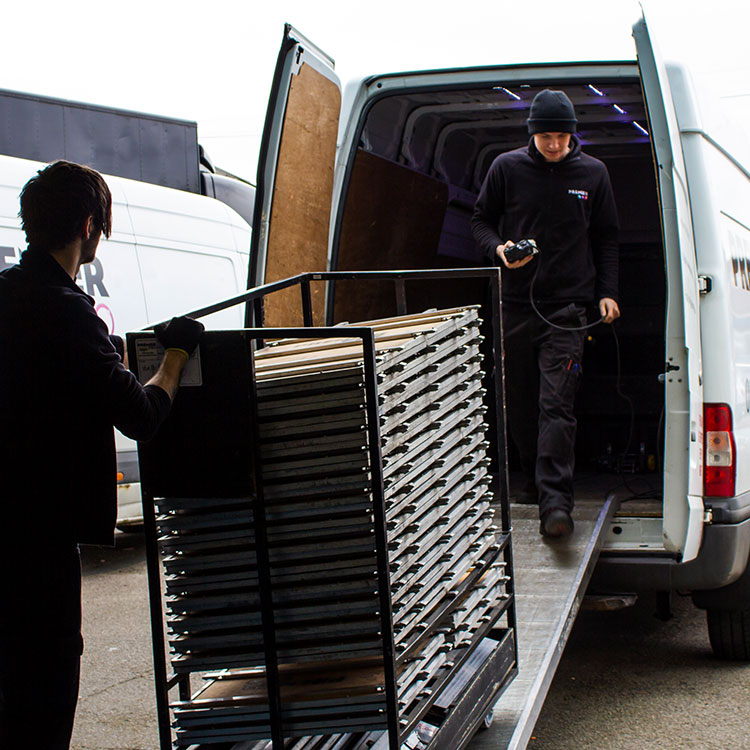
left=472, top=136, right=619, bottom=306
left=0, top=248, right=171, bottom=546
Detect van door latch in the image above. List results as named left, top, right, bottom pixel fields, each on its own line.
left=658, top=362, right=680, bottom=384
left=698, top=275, right=712, bottom=294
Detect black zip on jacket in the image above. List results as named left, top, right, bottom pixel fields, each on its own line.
left=471, top=136, right=619, bottom=306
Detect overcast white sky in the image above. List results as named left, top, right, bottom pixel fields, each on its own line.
left=2, top=0, right=748, bottom=182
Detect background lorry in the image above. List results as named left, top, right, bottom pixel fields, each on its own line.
left=245, top=14, right=750, bottom=667
left=0, top=88, right=255, bottom=523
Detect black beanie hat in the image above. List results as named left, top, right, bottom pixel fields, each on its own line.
left=527, top=89, right=577, bottom=134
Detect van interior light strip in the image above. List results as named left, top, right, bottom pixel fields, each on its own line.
left=632, top=121, right=649, bottom=136
left=493, top=86, right=521, bottom=100
left=613, top=104, right=627, bottom=114
left=588, top=84, right=605, bottom=96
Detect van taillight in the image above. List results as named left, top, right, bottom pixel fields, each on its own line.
left=704, top=403, right=736, bottom=497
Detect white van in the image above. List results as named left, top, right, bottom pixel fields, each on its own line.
left=0, top=153, right=251, bottom=523
left=247, top=19, right=750, bottom=658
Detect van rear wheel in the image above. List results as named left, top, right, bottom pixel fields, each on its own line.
left=706, top=608, right=750, bottom=660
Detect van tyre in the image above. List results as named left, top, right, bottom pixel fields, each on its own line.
left=706, top=608, right=750, bottom=660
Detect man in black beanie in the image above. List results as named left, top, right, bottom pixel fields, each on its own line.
left=472, top=89, right=620, bottom=539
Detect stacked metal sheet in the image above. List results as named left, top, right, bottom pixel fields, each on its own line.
left=156, top=307, right=508, bottom=747
left=170, top=660, right=388, bottom=746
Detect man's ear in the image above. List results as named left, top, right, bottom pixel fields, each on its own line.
left=81, top=215, right=95, bottom=240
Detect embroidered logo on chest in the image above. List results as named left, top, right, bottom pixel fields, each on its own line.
left=568, top=189, right=589, bottom=200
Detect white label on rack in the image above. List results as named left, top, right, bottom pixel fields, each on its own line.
left=133, top=338, right=203, bottom=387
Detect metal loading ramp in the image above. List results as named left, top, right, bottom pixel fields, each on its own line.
left=469, top=497, right=617, bottom=750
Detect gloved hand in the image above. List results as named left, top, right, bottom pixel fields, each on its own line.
left=154, top=316, right=205, bottom=359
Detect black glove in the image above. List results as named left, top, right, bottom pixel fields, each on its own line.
left=154, top=316, right=205, bottom=358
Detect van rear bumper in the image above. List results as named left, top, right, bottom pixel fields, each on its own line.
left=706, top=490, right=750, bottom=524
left=592, top=515, right=750, bottom=593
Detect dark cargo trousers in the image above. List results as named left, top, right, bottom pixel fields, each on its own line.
left=502, top=303, right=586, bottom=517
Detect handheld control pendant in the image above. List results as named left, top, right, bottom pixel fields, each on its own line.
left=504, top=238, right=538, bottom=264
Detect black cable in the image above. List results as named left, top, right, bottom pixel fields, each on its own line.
left=610, top=323, right=635, bottom=457
left=521, top=244, right=660, bottom=502
left=608, top=324, right=664, bottom=502
left=527, top=254, right=605, bottom=331
left=521, top=246, right=633, bottom=456
left=607, top=323, right=645, bottom=498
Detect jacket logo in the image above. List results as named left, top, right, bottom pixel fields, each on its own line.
left=568, top=189, right=589, bottom=200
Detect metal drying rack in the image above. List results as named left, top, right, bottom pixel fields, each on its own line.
left=130, top=269, right=518, bottom=750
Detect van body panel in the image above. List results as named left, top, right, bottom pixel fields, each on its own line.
left=113, top=480, right=143, bottom=525
left=723, top=210, right=750, bottom=498
left=667, top=60, right=750, bottom=502
left=124, top=179, right=249, bottom=329
left=596, top=515, right=750, bottom=592
left=90, top=185, right=147, bottom=339
left=633, top=17, right=704, bottom=560
left=677, top=118, right=750, bottom=500
left=248, top=24, right=340, bottom=327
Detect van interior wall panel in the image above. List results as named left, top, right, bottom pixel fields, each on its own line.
left=333, top=150, right=484, bottom=324
left=0, top=89, right=200, bottom=193
left=263, top=63, right=340, bottom=327
left=599, top=149, right=662, bottom=244
left=575, top=152, right=665, bottom=477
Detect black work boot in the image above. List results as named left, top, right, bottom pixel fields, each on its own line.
left=540, top=508, right=574, bottom=539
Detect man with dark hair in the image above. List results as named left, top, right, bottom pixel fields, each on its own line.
left=0, top=160, right=204, bottom=749
left=472, top=89, right=620, bottom=539
left=19, top=159, right=113, bottom=248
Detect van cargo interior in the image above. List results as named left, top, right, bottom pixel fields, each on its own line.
left=330, top=78, right=665, bottom=501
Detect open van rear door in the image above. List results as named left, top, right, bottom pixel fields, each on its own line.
left=633, top=16, right=704, bottom=561
left=247, top=24, right=341, bottom=327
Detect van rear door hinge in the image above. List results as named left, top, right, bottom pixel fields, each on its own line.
left=698, top=275, right=712, bottom=294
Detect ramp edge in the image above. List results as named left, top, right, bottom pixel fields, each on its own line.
left=504, top=494, right=618, bottom=750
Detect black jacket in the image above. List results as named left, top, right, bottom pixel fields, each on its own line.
left=0, top=248, right=171, bottom=545
left=471, top=136, right=619, bottom=306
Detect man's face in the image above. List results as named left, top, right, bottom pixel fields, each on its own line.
left=533, top=132, right=572, bottom=162
left=80, top=228, right=102, bottom=266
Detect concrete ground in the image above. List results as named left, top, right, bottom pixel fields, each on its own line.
left=73, top=534, right=159, bottom=750
left=528, top=591, right=750, bottom=750
left=71, top=531, right=750, bottom=750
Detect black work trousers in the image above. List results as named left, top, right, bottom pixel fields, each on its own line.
left=503, top=303, right=586, bottom=517
left=0, top=543, right=83, bottom=750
